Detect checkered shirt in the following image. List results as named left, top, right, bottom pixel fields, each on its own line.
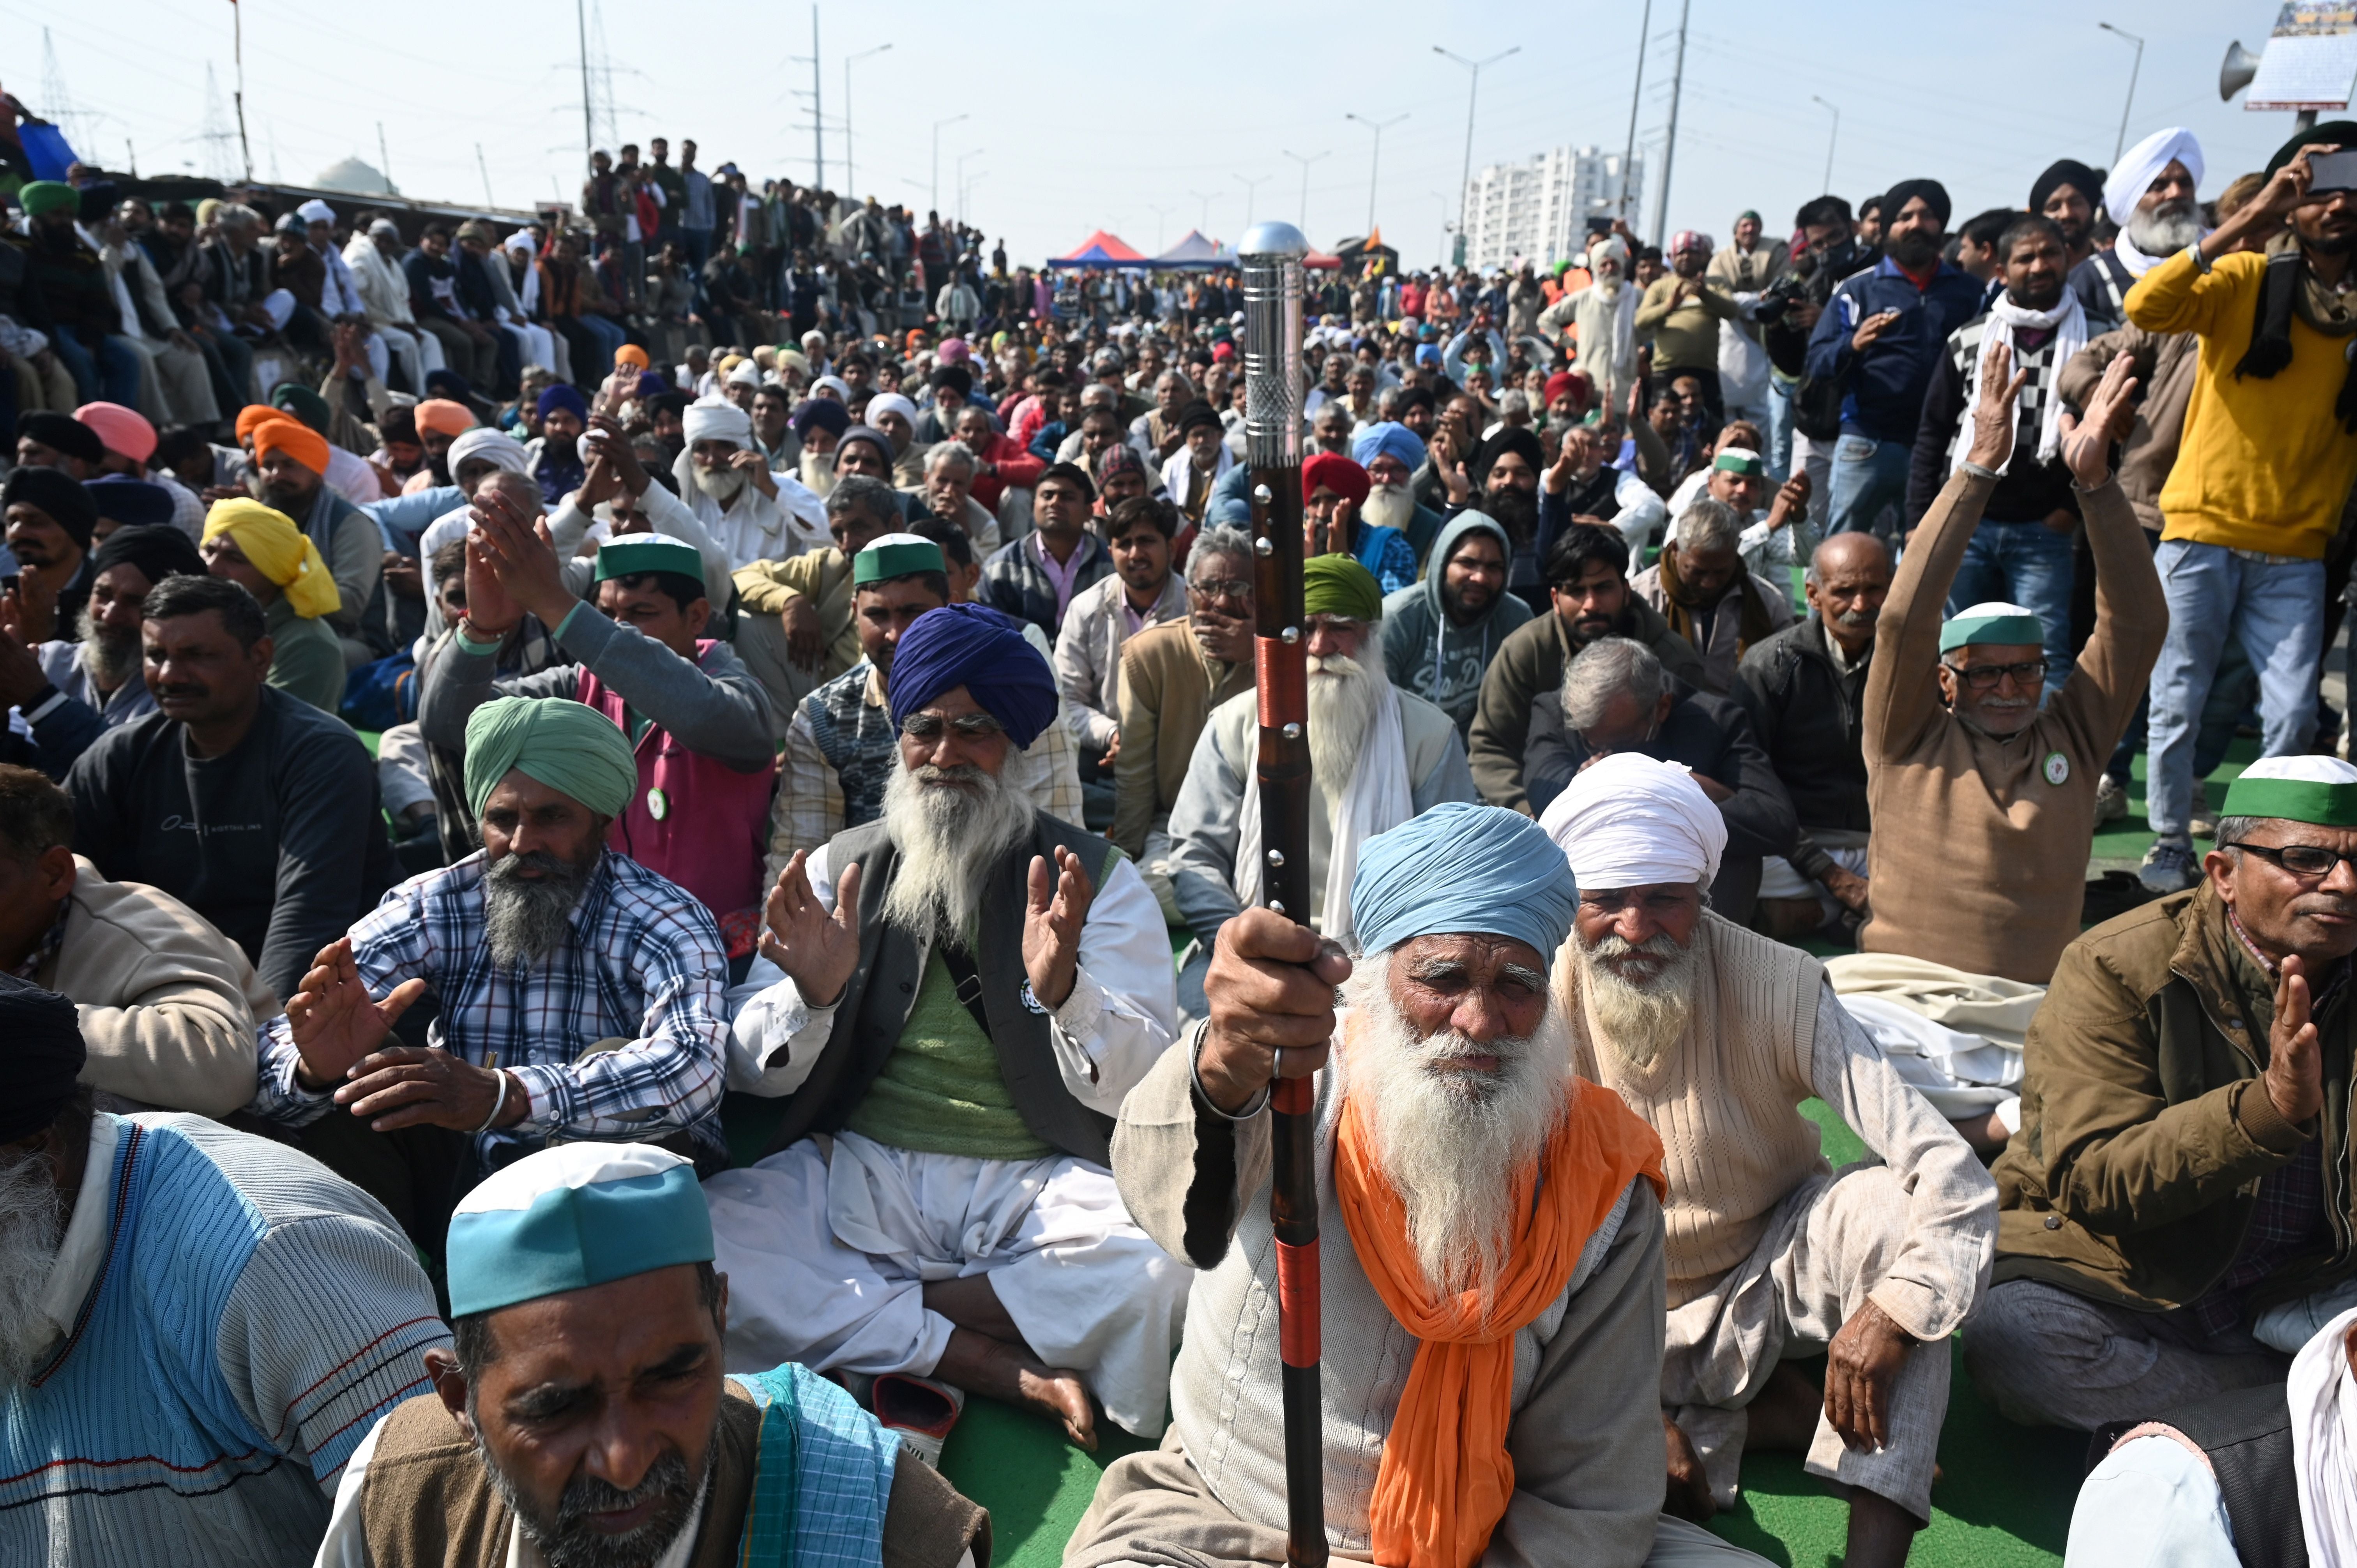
left=251, top=850, right=730, bottom=1164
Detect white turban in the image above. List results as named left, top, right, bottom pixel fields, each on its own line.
left=295, top=199, right=336, bottom=227
left=866, top=392, right=919, bottom=427
left=503, top=230, right=537, bottom=256
left=447, top=427, right=531, bottom=477
left=2104, top=127, right=2204, bottom=228
left=725, top=358, right=764, bottom=388
left=681, top=397, right=752, bottom=448
left=1539, top=752, right=1726, bottom=890
left=811, top=374, right=850, bottom=400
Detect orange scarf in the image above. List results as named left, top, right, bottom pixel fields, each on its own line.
left=1334, top=1056, right=1666, bottom=1568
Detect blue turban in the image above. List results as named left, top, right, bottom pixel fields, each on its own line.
left=1350, top=801, right=1579, bottom=959
left=1352, top=420, right=1426, bottom=475
left=887, top=603, right=1059, bottom=749
left=792, top=397, right=852, bottom=439
left=536, top=383, right=589, bottom=425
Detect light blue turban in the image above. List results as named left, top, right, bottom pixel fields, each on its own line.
left=1350, top=801, right=1579, bottom=959
left=1352, top=420, right=1426, bottom=475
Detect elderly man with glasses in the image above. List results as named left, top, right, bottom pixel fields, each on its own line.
left=1855, top=347, right=2157, bottom=992
left=1968, top=754, right=2357, bottom=1455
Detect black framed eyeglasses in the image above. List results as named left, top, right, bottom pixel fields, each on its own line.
left=1941, top=658, right=2047, bottom=691
left=2224, top=841, right=2357, bottom=879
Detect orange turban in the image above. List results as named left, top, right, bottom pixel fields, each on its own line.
left=234, top=403, right=281, bottom=445
left=613, top=344, right=650, bottom=371
left=414, top=399, right=477, bottom=438
left=250, top=416, right=330, bottom=477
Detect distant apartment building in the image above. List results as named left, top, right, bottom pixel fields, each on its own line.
left=1460, top=145, right=1642, bottom=271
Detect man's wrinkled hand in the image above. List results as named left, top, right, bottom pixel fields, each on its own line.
left=1824, top=1297, right=1912, bottom=1453
left=1196, top=908, right=1352, bottom=1113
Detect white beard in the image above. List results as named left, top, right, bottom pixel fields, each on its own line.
left=1306, top=650, right=1384, bottom=809
left=1574, top=927, right=1700, bottom=1070
left=0, top=1143, right=67, bottom=1383
left=1345, top=956, right=1573, bottom=1300
left=694, top=464, right=748, bottom=507
left=879, top=760, right=1033, bottom=939
left=799, top=450, right=838, bottom=498
left=1360, top=482, right=1416, bottom=535
left=2126, top=201, right=2203, bottom=257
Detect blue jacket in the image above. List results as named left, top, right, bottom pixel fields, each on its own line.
left=1802, top=256, right=1987, bottom=445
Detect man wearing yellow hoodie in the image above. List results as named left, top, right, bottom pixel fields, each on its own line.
left=2129, top=129, right=2357, bottom=893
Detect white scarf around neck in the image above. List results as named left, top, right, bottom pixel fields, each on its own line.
left=1952, top=288, right=2087, bottom=471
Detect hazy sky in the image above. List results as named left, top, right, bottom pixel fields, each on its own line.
left=11, top=0, right=2301, bottom=268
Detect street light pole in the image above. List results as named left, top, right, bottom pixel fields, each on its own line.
left=1810, top=95, right=1839, bottom=193
left=1236, top=172, right=1271, bottom=226
left=1345, top=111, right=1408, bottom=235
left=2099, top=22, right=2146, bottom=163
left=842, top=44, right=892, bottom=196
left=1191, top=189, right=1218, bottom=234
left=1433, top=45, right=1520, bottom=255
left=1653, top=0, right=1690, bottom=247
left=930, top=113, right=968, bottom=217
left=955, top=150, right=985, bottom=224
left=1283, top=150, right=1330, bottom=233
left=1617, top=0, right=1652, bottom=216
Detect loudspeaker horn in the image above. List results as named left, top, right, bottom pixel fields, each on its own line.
left=2221, top=39, right=2261, bottom=102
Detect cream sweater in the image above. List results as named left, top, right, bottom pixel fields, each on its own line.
left=39, top=857, right=278, bottom=1117
left=1562, top=913, right=1996, bottom=1340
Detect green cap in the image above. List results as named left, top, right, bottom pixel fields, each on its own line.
left=2219, top=757, right=2357, bottom=827
left=1712, top=448, right=1767, bottom=479
left=854, top=532, right=947, bottom=586
left=1304, top=553, right=1383, bottom=622
left=17, top=181, right=75, bottom=217
left=1938, top=600, right=2044, bottom=654
left=594, top=534, right=704, bottom=584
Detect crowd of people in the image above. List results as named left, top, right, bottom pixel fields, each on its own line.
left=5, top=108, right=2357, bottom=1568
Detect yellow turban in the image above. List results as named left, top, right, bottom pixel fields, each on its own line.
left=202, top=499, right=341, bottom=620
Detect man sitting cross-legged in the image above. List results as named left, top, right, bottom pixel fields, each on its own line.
left=313, top=1144, right=988, bottom=1568
left=708, top=602, right=1186, bottom=1457
left=248, top=696, right=731, bottom=1263
left=1066, top=802, right=1770, bottom=1568
left=1545, top=754, right=1997, bottom=1568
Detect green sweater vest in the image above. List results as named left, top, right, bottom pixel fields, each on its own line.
left=841, top=947, right=1056, bottom=1161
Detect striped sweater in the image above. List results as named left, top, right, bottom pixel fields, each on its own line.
left=2, top=1112, right=449, bottom=1568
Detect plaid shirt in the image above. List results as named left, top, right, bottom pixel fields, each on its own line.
left=763, top=660, right=1087, bottom=889
left=251, top=851, right=730, bottom=1164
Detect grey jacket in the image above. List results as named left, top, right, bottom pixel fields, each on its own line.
left=1110, top=1040, right=1670, bottom=1566
left=1379, top=511, right=1533, bottom=736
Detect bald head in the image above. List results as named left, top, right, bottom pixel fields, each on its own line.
left=1806, top=532, right=1892, bottom=658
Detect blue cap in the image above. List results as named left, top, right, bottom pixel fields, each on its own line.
left=445, top=1144, right=714, bottom=1317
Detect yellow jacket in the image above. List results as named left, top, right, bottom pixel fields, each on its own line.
left=2126, top=246, right=2357, bottom=560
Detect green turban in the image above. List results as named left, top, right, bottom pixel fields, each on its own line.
left=18, top=181, right=76, bottom=218
left=463, top=697, right=638, bottom=821
left=1304, top=553, right=1383, bottom=622
left=269, top=381, right=334, bottom=436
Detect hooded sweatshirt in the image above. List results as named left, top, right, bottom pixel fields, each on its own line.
left=1380, top=511, right=1533, bottom=737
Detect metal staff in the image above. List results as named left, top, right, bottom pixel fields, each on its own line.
left=1240, top=219, right=1325, bottom=1568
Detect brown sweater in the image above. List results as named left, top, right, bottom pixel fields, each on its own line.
left=1860, top=468, right=2165, bottom=983
left=1110, top=617, right=1251, bottom=856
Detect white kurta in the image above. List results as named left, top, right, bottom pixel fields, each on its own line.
left=709, top=846, right=1187, bottom=1436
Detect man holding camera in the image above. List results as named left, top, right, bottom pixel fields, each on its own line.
left=2133, top=131, right=2357, bottom=895
left=1759, top=197, right=1879, bottom=526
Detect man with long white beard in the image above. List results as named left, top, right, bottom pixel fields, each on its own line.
left=0, top=975, right=449, bottom=1568
left=2, top=524, right=201, bottom=778
left=2072, top=127, right=2206, bottom=334
left=1066, top=802, right=1769, bottom=1568
left=1352, top=418, right=1448, bottom=565
left=673, top=396, right=828, bottom=566
left=247, top=695, right=732, bottom=1264
left=1167, top=553, right=1474, bottom=980
left=709, top=602, right=1185, bottom=1459
left=310, top=1144, right=989, bottom=1568
left=1539, top=232, right=1642, bottom=416
left=1542, top=754, right=1996, bottom=1568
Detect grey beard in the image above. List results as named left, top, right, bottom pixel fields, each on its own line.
left=2127, top=202, right=2202, bottom=256
left=694, top=464, right=748, bottom=506
left=1345, top=955, right=1573, bottom=1301
left=483, top=845, right=601, bottom=968
left=76, top=608, right=141, bottom=692
left=478, top=1421, right=713, bottom=1568
left=0, top=1144, right=67, bottom=1384
left=1306, top=651, right=1382, bottom=808
left=1575, top=928, right=1700, bottom=1070
left=1360, top=482, right=1416, bottom=536
left=879, top=761, right=1032, bottom=940
left=799, top=450, right=838, bottom=498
